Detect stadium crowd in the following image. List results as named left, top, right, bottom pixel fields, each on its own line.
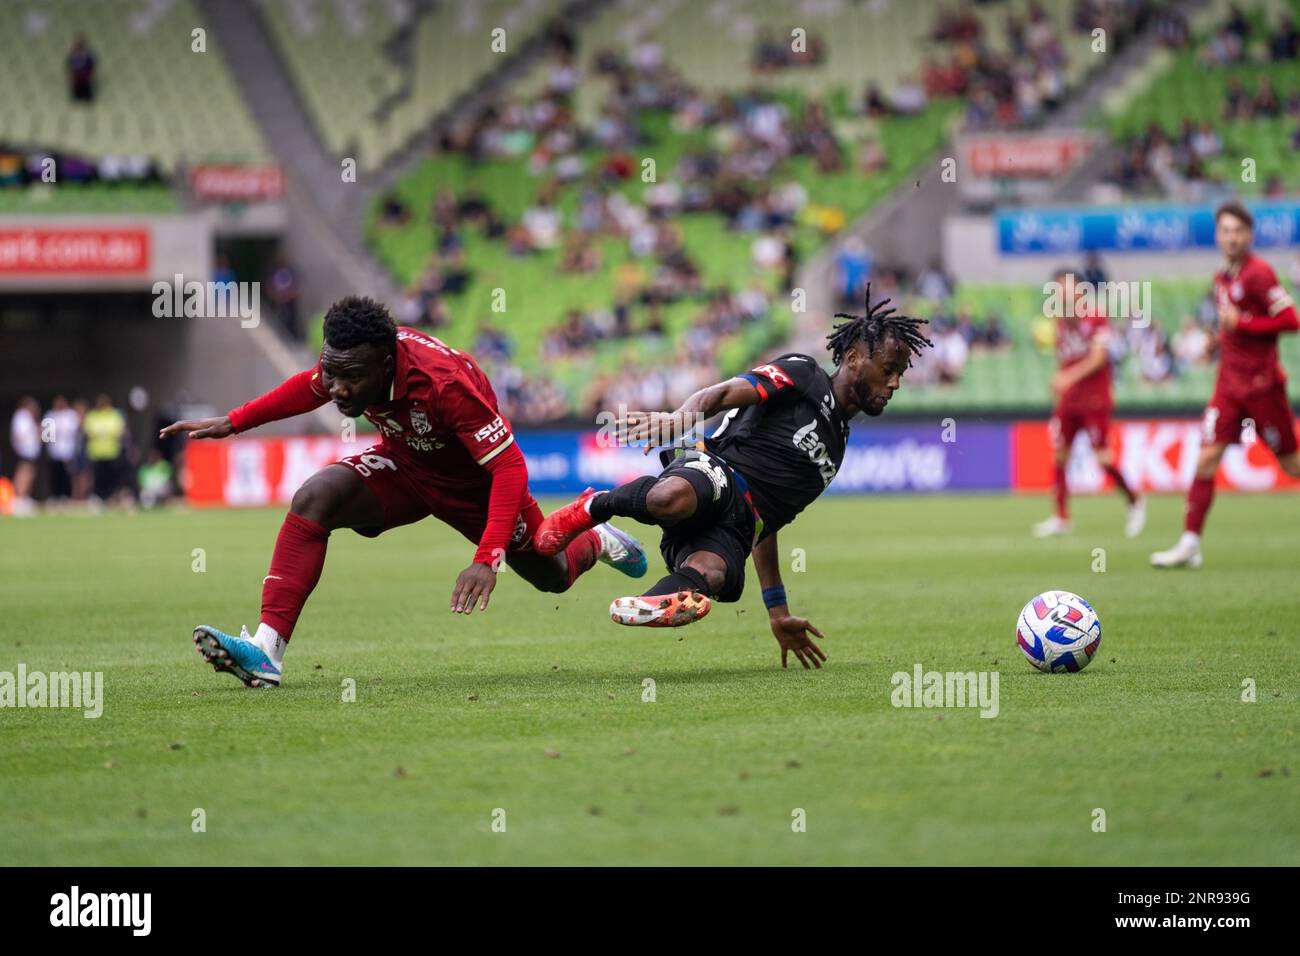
left=1106, top=4, right=1300, bottom=199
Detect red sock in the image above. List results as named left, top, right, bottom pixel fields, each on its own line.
left=1185, top=476, right=1215, bottom=535
left=1103, top=464, right=1137, bottom=505
left=1053, top=463, right=1069, bottom=519
left=562, top=528, right=602, bottom=589
left=261, top=512, right=330, bottom=640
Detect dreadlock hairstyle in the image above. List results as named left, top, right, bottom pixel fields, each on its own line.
left=827, top=282, right=933, bottom=368
left=323, top=296, right=398, bottom=354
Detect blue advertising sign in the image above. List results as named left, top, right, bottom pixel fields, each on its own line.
left=514, top=424, right=1011, bottom=496
left=996, top=201, right=1300, bottom=254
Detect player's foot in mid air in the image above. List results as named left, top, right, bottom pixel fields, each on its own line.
left=1032, top=515, right=1072, bottom=538
left=535, top=487, right=602, bottom=556
left=1150, top=532, right=1202, bottom=569
left=593, top=522, right=647, bottom=577
left=609, top=590, right=711, bottom=627
left=193, top=624, right=282, bottom=688
left=1125, top=496, right=1147, bottom=538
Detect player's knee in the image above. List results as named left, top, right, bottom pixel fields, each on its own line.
left=680, top=553, right=726, bottom=595
left=290, top=471, right=346, bottom=527
left=646, top=478, right=696, bottom=524
left=1196, top=449, right=1224, bottom=480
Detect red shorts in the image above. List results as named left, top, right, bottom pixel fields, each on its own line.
left=336, top=447, right=542, bottom=553
left=1050, top=405, right=1112, bottom=450
left=1202, top=383, right=1298, bottom=456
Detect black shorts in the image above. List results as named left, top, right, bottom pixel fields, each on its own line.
left=656, top=449, right=757, bottom=603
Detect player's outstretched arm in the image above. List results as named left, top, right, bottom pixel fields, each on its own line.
left=753, top=531, right=826, bottom=670
left=159, top=416, right=235, bottom=440
left=619, top=377, right=762, bottom=454
left=160, top=368, right=330, bottom=442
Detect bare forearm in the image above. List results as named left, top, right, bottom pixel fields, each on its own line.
left=752, top=532, right=788, bottom=616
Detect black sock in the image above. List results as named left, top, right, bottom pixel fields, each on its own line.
left=589, top=476, right=656, bottom=524
left=645, top=565, right=711, bottom=597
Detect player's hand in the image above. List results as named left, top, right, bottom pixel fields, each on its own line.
left=770, top=614, right=827, bottom=670
left=617, top=410, right=684, bottom=455
left=451, top=562, right=497, bottom=615
left=1218, top=302, right=1240, bottom=330
left=1049, top=371, right=1070, bottom=398
left=159, top=415, right=234, bottom=440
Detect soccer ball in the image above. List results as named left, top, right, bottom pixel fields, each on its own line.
left=1015, top=590, right=1101, bottom=673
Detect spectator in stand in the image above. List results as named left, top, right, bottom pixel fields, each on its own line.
left=1272, top=15, right=1300, bottom=61
left=834, top=237, right=872, bottom=307
left=9, top=397, right=41, bottom=516
left=1252, top=77, right=1282, bottom=118
left=266, top=257, right=301, bottom=337
left=43, top=395, right=80, bottom=504
left=1172, top=316, right=1211, bottom=370
left=84, top=394, right=126, bottom=504
left=917, top=260, right=953, bottom=301
left=1153, top=3, right=1191, bottom=49
left=67, top=36, right=96, bottom=102
left=1082, top=251, right=1108, bottom=288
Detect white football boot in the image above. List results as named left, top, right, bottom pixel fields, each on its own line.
left=1032, top=515, right=1072, bottom=538
left=1124, top=496, right=1147, bottom=538
left=1149, top=532, right=1202, bottom=569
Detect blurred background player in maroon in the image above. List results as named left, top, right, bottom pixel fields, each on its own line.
left=1152, top=201, right=1300, bottom=568
left=1033, top=268, right=1144, bottom=539
left=161, top=296, right=646, bottom=687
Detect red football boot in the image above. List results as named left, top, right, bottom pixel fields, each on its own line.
left=534, top=487, right=602, bottom=556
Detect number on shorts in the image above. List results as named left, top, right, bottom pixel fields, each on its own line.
left=352, top=454, right=396, bottom=477
left=1201, top=406, right=1219, bottom=444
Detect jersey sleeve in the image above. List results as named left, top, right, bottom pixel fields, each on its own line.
left=436, top=374, right=516, bottom=466
left=736, top=354, right=822, bottom=403
left=1087, top=316, right=1113, bottom=349
left=1238, top=262, right=1300, bottom=335
left=227, top=363, right=329, bottom=433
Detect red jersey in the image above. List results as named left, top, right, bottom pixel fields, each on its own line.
left=230, top=328, right=516, bottom=485
left=227, top=327, right=526, bottom=565
left=1213, top=253, right=1299, bottom=397
left=1056, top=309, right=1113, bottom=411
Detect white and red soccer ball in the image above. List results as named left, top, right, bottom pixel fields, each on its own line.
left=1016, top=590, right=1101, bottom=673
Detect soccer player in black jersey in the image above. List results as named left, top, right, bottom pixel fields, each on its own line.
left=535, top=288, right=932, bottom=668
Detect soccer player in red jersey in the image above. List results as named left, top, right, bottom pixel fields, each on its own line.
left=1033, top=268, right=1145, bottom=538
left=160, top=297, right=646, bottom=686
left=1151, top=201, right=1300, bottom=568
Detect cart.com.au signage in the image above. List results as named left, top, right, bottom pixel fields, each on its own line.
left=182, top=420, right=1300, bottom=505
left=0, top=227, right=150, bottom=274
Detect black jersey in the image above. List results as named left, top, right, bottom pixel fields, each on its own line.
left=702, top=353, right=850, bottom=535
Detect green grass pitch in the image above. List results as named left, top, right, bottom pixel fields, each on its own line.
left=2, top=494, right=1297, bottom=865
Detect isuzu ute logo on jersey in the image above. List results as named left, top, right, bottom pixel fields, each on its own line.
left=752, top=364, right=793, bottom=389
left=793, top=421, right=838, bottom=486
left=474, top=416, right=507, bottom=444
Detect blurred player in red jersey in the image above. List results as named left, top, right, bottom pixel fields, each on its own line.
left=1151, top=201, right=1300, bottom=568
left=1033, top=268, right=1145, bottom=538
left=160, top=297, right=646, bottom=687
